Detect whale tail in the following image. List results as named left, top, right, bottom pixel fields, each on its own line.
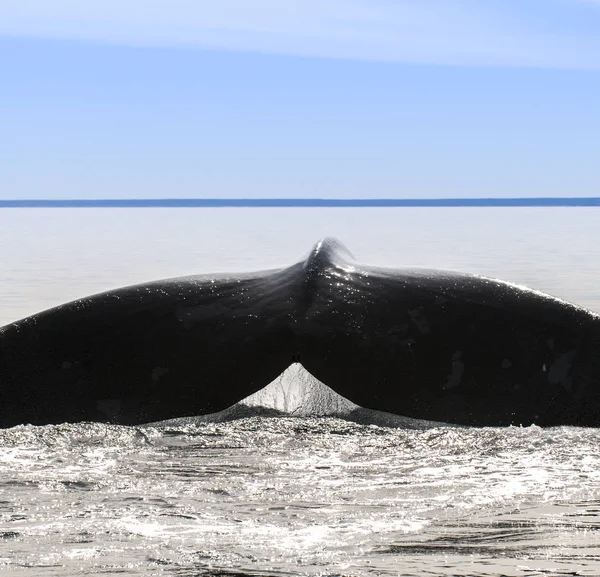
left=2, top=238, right=600, bottom=428
left=0, top=266, right=300, bottom=427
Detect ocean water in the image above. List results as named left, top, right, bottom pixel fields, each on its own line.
left=2, top=207, right=600, bottom=576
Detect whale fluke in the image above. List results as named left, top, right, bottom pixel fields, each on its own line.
left=2, top=238, right=600, bottom=428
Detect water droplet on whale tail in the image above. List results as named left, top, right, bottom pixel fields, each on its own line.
left=145, top=363, right=451, bottom=429
left=303, top=238, right=356, bottom=274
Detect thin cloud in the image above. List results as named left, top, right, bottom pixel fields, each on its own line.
left=1, top=0, right=599, bottom=68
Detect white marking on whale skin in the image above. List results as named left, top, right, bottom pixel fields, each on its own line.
left=151, top=367, right=169, bottom=383
left=548, top=350, right=577, bottom=391
left=444, top=351, right=464, bottom=390
left=501, top=359, right=512, bottom=369
left=97, top=400, right=121, bottom=419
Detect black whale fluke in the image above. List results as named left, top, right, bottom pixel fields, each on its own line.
left=1, top=238, right=600, bottom=428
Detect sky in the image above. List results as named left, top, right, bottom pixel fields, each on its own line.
left=1, top=0, right=599, bottom=199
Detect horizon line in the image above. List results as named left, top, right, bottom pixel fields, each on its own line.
left=1, top=198, right=600, bottom=208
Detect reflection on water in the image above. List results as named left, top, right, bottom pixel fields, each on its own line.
left=2, top=418, right=600, bottom=576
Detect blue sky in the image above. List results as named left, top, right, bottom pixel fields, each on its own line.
left=1, top=0, right=599, bottom=199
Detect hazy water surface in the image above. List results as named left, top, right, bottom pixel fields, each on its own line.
left=1, top=207, right=600, bottom=323
left=1, top=207, right=600, bottom=576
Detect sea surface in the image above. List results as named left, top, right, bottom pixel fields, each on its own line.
left=2, top=207, right=600, bottom=576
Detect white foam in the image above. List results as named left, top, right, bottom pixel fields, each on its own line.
left=241, top=363, right=357, bottom=416
left=149, top=363, right=451, bottom=429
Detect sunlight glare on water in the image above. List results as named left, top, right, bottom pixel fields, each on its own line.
left=2, top=417, right=600, bottom=576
